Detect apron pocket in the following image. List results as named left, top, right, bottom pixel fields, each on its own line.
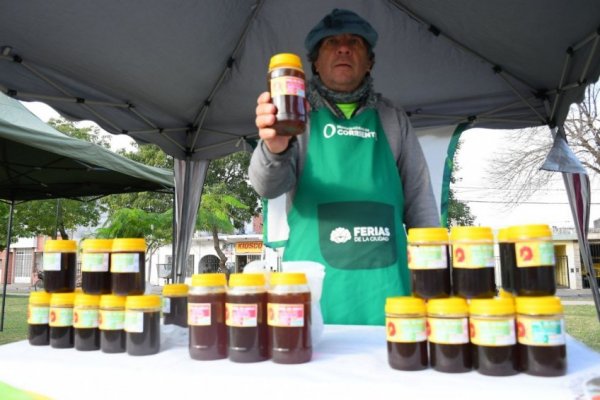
left=318, top=201, right=397, bottom=270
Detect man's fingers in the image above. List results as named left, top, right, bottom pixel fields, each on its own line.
left=257, top=91, right=271, bottom=104
left=256, top=113, right=276, bottom=129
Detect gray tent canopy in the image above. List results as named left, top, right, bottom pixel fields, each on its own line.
left=0, top=1, right=599, bottom=314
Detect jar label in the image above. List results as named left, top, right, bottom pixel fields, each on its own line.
left=407, top=245, right=448, bottom=270
left=99, top=310, right=125, bottom=330
left=81, top=253, right=109, bottom=272
left=28, top=305, right=49, bottom=324
left=162, top=297, right=171, bottom=313
left=111, top=253, right=140, bottom=273
left=267, top=303, right=304, bottom=327
left=470, top=317, right=516, bottom=346
left=188, top=303, right=211, bottom=326
left=386, top=317, right=426, bottom=343
left=43, top=252, right=62, bottom=271
left=427, top=317, right=469, bottom=344
left=515, top=241, right=555, bottom=268
left=73, top=309, right=99, bottom=329
left=517, top=315, right=565, bottom=346
left=271, top=76, right=305, bottom=98
left=225, top=303, right=257, bottom=327
left=49, top=307, right=73, bottom=327
left=124, top=310, right=144, bottom=333
left=452, top=244, right=495, bottom=269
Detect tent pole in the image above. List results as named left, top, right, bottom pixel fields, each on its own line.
left=0, top=200, right=15, bottom=331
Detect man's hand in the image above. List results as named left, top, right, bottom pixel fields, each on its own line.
left=255, top=91, right=292, bottom=154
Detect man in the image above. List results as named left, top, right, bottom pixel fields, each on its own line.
left=249, top=9, right=439, bottom=325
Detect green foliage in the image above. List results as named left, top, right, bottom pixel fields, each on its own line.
left=48, top=117, right=112, bottom=148
left=196, top=184, right=249, bottom=234
left=448, top=140, right=476, bottom=227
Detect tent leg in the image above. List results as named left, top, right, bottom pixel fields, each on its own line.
left=0, top=200, right=15, bottom=332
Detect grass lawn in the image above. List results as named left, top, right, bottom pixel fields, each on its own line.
left=1, top=295, right=599, bottom=352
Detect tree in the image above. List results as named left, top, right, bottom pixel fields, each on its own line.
left=486, top=84, right=599, bottom=206
left=448, top=141, right=476, bottom=227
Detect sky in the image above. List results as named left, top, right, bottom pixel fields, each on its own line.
left=21, top=101, right=600, bottom=230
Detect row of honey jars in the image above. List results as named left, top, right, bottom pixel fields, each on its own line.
left=27, top=291, right=160, bottom=356
left=385, top=295, right=566, bottom=376
left=43, top=238, right=146, bottom=296
left=188, top=272, right=312, bottom=364
left=498, top=225, right=556, bottom=296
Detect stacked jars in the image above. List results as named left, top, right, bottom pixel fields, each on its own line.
left=111, top=238, right=146, bottom=296
left=49, top=292, right=76, bottom=348
left=99, top=294, right=127, bottom=353
left=385, top=296, right=428, bottom=371
left=81, top=239, right=112, bottom=295
left=406, top=228, right=451, bottom=299
left=162, top=283, right=189, bottom=327
left=28, top=291, right=51, bottom=346
left=124, top=295, right=161, bottom=356
left=450, top=226, right=496, bottom=298
left=43, top=240, right=77, bottom=293
left=73, top=293, right=101, bottom=351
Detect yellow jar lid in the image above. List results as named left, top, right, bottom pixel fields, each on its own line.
left=29, top=291, right=51, bottom=305
left=449, top=226, right=493, bottom=242
left=74, top=293, right=101, bottom=307
left=427, top=297, right=469, bottom=316
left=407, top=227, right=449, bottom=243
left=50, top=292, right=76, bottom=306
left=385, top=296, right=426, bottom=315
left=497, top=289, right=514, bottom=299
left=229, top=273, right=265, bottom=287
left=269, top=53, right=303, bottom=71
left=162, top=283, right=189, bottom=296
left=44, top=239, right=77, bottom=252
left=112, top=238, right=147, bottom=252
left=126, top=295, right=161, bottom=310
left=507, top=224, right=552, bottom=240
left=81, top=239, right=113, bottom=252
left=269, top=272, right=307, bottom=286
left=469, top=297, right=515, bottom=316
left=497, top=228, right=510, bottom=242
left=99, top=294, right=126, bottom=308
left=515, top=296, right=563, bottom=315
left=191, top=273, right=227, bottom=287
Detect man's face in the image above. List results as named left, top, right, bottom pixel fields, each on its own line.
left=314, top=33, right=373, bottom=93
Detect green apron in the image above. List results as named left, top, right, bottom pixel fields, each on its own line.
left=283, top=107, right=409, bottom=325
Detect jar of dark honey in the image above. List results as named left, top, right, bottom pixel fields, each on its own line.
left=49, top=292, right=76, bottom=348
left=162, top=283, right=188, bottom=327
left=268, top=53, right=307, bottom=136
left=99, top=294, right=127, bottom=354
left=498, top=228, right=515, bottom=293
left=515, top=296, right=566, bottom=376
left=469, top=297, right=518, bottom=376
left=450, top=226, right=496, bottom=298
left=406, top=227, right=451, bottom=299
left=28, top=291, right=50, bottom=346
left=43, top=240, right=77, bottom=293
left=268, top=272, right=312, bottom=364
left=226, top=273, right=268, bottom=363
left=427, top=297, right=471, bottom=373
left=125, top=295, right=161, bottom=356
left=385, top=296, right=427, bottom=371
left=73, top=293, right=100, bottom=351
left=81, top=239, right=112, bottom=295
left=188, top=273, right=227, bottom=361
left=509, top=225, right=556, bottom=296
left=111, top=238, right=146, bottom=296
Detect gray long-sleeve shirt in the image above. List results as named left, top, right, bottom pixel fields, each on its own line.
left=249, top=96, right=440, bottom=230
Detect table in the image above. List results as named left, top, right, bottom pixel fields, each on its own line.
left=1, top=325, right=599, bottom=399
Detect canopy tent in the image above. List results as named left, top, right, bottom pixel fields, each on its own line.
left=0, top=1, right=598, bottom=316
left=0, top=92, right=174, bottom=330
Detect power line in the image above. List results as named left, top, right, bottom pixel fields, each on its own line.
left=458, top=199, right=600, bottom=205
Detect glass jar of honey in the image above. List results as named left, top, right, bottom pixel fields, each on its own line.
left=515, top=296, right=566, bottom=376
left=81, top=239, right=112, bottom=295
left=268, top=53, right=307, bottom=136
left=73, top=293, right=101, bottom=351
left=162, top=283, right=188, bottom=327
left=509, top=225, right=556, bottom=296
left=28, top=291, right=51, bottom=346
left=268, top=272, right=312, bottom=364
left=469, top=297, right=518, bottom=376
left=385, top=296, right=428, bottom=371
left=427, top=297, right=471, bottom=373
left=111, top=238, right=146, bottom=296
left=450, top=226, right=496, bottom=298
left=226, top=273, right=268, bottom=363
left=188, top=273, right=227, bottom=361
left=43, top=239, right=77, bottom=293
left=49, top=292, right=76, bottom=348
left=406, top=227, right=451, bottom=299
left=99, top=294, right=127, bottom=354
left=125, top=295, right=161, bottom=356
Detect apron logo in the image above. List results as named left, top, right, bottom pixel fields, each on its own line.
left=329, top=226, right=391, bottom=244
left=322, top=124, right=376, bottom=140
